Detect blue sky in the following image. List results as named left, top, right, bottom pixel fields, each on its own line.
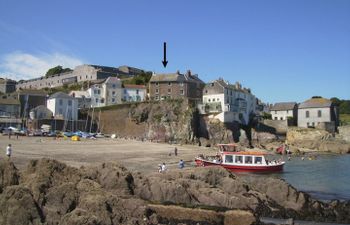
left=0, top=0, right=349, bottom=103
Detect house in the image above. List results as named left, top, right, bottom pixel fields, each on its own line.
left=123, top=84, right=147, bottom=102
left=298, top=97, right=339, bottom=130
left=149, top=70, right=204, bottom=101
left=198, top=79, right=257, bottom=125
left=87, top=77, right=122, bottom=108
left=0, top=78, right=17, bottom=93
left=0, top=95, right=21, bottom=128
left=270, top=102, right=297, bottom=121
left=29, top=105, right=53, bottom=120
left=69, top=91, right=91, bottom=109
left=47, top=92, right=78, bottom=120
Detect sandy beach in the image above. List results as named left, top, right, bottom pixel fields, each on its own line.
left=0, top=135, right=214, bottom=173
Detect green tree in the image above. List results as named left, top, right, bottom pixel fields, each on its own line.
left=331, top=97, right=341, bottom=106
left=339, top=101, right=350, bottom=114
left=45, top=65, right=72, bottom=77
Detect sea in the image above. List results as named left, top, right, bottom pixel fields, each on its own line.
left=271, top=154, right=350, bottom=201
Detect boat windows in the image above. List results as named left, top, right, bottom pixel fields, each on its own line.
left=235, top=156, right=243, bottom=164
left=254, top=156, right=262, bottom=164
left=245, top=156, right=253, bottom=164
left=225, top=155, right=233, bottom=163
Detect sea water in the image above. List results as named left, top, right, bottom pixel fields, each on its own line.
left=274, top=154, right=350, bottom=201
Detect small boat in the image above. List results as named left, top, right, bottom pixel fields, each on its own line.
left=195, top=144, right=285, bottom=173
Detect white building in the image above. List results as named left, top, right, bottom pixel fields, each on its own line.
left=87, top=77, right=123, bottom=108
left=69, top=90, right=91, bottom=109
left=270, top=102, right=297, bottom=121
left=198, top=79, right=257, bottom=125
left=123, top=84, right=147, bottom=102
left=298, top=97, right=338, bottom=128
left=47, top=92, right=78, bottom=120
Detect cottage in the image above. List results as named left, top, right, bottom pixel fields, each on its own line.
left=47, top=92, right=78, bottom=120
left=270, top=102, right=297, bottom=121
left=199, top=79, right=257, bottom=125
left=298, top=97, right=338, bottom=130
left=123, top=84, right=147, bottom=102
left=87, top=77, right=122, bottom=108
left=29, top=105, right=53, bottom=120
left=149, top=70, right=204, bottom=101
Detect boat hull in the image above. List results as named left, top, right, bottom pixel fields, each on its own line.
left=195, top=158, right=284, bottom=173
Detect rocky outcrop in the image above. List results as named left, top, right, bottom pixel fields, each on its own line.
left=0, top=161, right=19, bottom=192
left=1, top=158, right=349, bottom=224
left=286, top=127, right=350, bottom=153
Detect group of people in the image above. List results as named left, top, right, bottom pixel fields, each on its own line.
left=158, top=147, right=185, bottom=173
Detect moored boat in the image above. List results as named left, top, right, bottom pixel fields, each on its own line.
left=195, top=144, right=285, bottom=173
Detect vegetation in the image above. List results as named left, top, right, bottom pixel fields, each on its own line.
left=340, top=114, right=350, bottom=125
left=261, top=112, right=272, bottom=120
left=44, top=83, right=82, bottom=95
left=122, top=71, right=152, bottom=86
left=331, top=97, right=350, bottom=114
left=45, top=65, right=72, bottom=77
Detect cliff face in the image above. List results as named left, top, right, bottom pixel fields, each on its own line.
left=98, top=100, right=197, bottom=143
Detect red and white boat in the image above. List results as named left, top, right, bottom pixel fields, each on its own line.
left=195, top=144, right=285, bottom=173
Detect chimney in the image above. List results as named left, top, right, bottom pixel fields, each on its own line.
left=186, top=70, right=191, bottom=76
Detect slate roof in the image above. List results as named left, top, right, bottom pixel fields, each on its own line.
left=271, top=102, right=297, bottom=111
left=299, top=98, right=333, bottom=109
left=49, top=92, right=73, bottom=99
left=150, top=72, right=204, bottom=84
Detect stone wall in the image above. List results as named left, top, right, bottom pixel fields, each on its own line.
left=259, top=119, right=288, bottom=134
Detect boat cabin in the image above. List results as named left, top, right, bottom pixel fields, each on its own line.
left=222, top=152, right=270, bottom=166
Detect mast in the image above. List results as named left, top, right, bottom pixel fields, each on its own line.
left=89, top=107, right=95, bottom=133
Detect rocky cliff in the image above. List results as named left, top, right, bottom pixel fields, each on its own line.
left=1, top=159, right=349, bottom=225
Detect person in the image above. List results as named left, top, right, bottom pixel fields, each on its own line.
left=178, top=159, right=184, bottom=169
left=6, top=144, right=12, bottom=160
left=174, top=147, right=178, bottom=156
left=158, top=164, right=162, bottom=173
left=161, top=163, right=167, bottom=172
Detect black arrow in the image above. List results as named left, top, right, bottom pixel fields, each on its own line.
left=162, top=42, right=168, bottom=68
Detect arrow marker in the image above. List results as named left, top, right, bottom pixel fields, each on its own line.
left=162, top=42, right=168, bottom=68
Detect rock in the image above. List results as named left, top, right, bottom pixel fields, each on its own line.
left=0, top=186, right=43, bottom=225
left=59, top=208, right=101, bottom=225
left=0, top=161, right=19, bottom=192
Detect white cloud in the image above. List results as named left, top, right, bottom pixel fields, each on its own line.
left=0, top=51, right=84, bottom=80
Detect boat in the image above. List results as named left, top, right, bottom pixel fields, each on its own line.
left=195, top=144, right=285, bottom=173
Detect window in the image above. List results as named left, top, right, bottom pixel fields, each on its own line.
left=112, top=84, right=116, bottom=88
left=217, top=98, right=219, bottom=101
left=208, top=99, right=211, bottom=102
left=86, top=75, right=88, bottom=79
left=275, top=111, right=277, bottom=114
left=245, top=156, right=252, bottom=164
left=254, top=157, right=262, bottom=164
left=112, top=98, right=115, bottom=103
left=155, top=95, right=159, bottom=100
left=57, top=80, right=60, bottom=83
left=180, top=82, right=184, bottom=86
left=100, top=99, right=104, bottom=103
left=307, top=122, right=309, bottom=127
left=287, top=110, right=289, bottom=113
left=306, top=111, right=310, bottom=118
left=235, top=156, right=243, bottom=163
left=280, top=117, right=283, bottom=120
left=312, top=122, right=315, bottom=127
left=80, top=76, right=82, bottom=80
left=155, top=82, right=159, bottom=86
left=168, top=89, right=171, bottom=93
left=213, top=98, right=215, bottom=102
left=112, top=91, right=116, bottom=96
left=180, top=90, right=184, bottom=95
left=59, top=109, right=63, bottom=114
left=95, top=98, right=99, bottom=103
left=168, top=82, right=171, bottom=86
left=59, top=99, right=63, bottom=106
left=205, top=90, right=208, bottom=94
left=98, top=90, right=101, bottom=94
left=136, top=90, right=139, bottom=94
left=318, top=110, right=322, bottom=117
left=68, top=100, right=72, bottom=106
left=155, top=89, right=159, bottom=93
left=124, top=89, right=127, bottom=94
left=225, top=155, right=233, bottom=163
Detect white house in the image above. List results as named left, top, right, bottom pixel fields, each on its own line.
left=123, top=84, right=147, bottom=102
left=298, top=97, right=338, bottom=129
left=198, top=79, right=257, bottom=125
left=29, top=105, right=53, bottom=120
left=47, top=92, right=78, bottom=120
left=69, top=90, right=91, bottom=109
left=87, top=77, right=123, bottom=108
left=270, top=102, right=297, bottom=121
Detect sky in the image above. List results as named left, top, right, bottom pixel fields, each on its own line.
left=0, top=0, right=349, bottom=103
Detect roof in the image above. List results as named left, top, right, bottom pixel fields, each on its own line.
left=17, top=89, right=48, bottom=96
left=221, top=151, right=268, bottom=156
left=299, top=98, right=333, bottom=109
left=49, top=92, right=73, bottom=99
left=124, top=84, right=146, bottom=89
left=271, top=102, right=297, bottom=111
left=0, top=97, right=20, bottom=105
left=150, top=71, right=204, bottom=84
left=31, top=105, right=51, bottom=112
left=104, top=77, right=120, bottom=83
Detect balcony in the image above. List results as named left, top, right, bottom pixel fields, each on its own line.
left=198, top=102, right=222, bottom=114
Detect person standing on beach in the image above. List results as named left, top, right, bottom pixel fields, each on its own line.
left=6, top=144, right=12, bottom=160
left=161, top=163, right=167, bottom=172
left=178, top=159, right=184, bottom=169
left=174, top=147, right=178, bottom=156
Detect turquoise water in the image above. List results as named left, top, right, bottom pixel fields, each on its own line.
left=273, top=154, right=350, bottom=201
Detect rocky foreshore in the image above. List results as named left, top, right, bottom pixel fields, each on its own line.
left=1, top=159, right=349, bottom=225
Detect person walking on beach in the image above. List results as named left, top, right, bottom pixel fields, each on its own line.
left=178, top=159, right=184, bottom=169
left=6, top=144, right=12, bottom=160
left=161, top=163, right=167, bottom=172
left=174, top=147, right=178, bottom=156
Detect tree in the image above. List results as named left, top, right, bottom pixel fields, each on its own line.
left=339, top=101, right=350, bottom=114
left=45, top=65, right=72, bottom=77
left=330, top=97, right=341, bottom=106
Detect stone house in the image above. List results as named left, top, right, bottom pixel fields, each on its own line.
left=29, top=105, right=53, bottom=120
left=198, top=79, right=257, bottom=125
left=149, top=70, right=204, bottom=102
left=298, top=97, right=339, bottom=130
left=270, top=102, right=297, bottom=123
left=87, top=77, right=123, bottom=108
left=123, top=84, right=147, bottom=102
left=0, top=78, right=17, bottom=93
left=47, top=92, right=78, bottom=120
left=69, top=91, right=91, bottom=109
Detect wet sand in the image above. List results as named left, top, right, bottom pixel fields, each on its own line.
left=0, top=135, right=214, bottom=173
